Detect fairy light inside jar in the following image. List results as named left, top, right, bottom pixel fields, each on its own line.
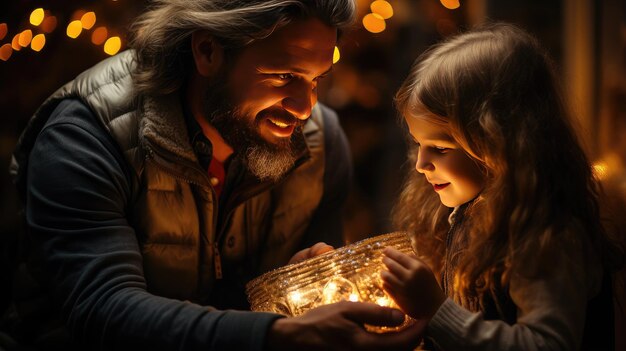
left=246, top=232, right=416, bottom=333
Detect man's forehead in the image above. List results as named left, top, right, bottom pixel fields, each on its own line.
left=257, top=17, right=337, bottom=51
left=258, top=51, right=333, bottom=77
left=243, top=18, right=337, bottom=72
left=265, top=43, right=333, bottom=63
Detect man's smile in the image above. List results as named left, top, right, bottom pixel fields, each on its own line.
left=264, top=117, right=297, bottom=137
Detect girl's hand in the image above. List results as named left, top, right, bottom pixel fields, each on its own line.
left=381, top=247, right=446, bottom=320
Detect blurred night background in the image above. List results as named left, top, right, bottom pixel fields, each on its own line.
left=1, top=0, right=626, bottom=348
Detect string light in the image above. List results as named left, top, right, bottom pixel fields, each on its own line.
left=333, top=46, right=340, bottom=64
left=104, top=36, right=122, bottom=55
left=0, top=43, right=12, bottom=61
left=91, top=26, right=108, bottom=45
left=370, top=1, right=394, bottom=19
left=0, top=23, right=8, bottom=41
left=72, top=9, right=87, bottom=21
left=30, top=8, right=45, bottom=26
left=11, top=34, right=21, bottom=51
left=247, top=232, right=415, bottom=333
left=1, top=4, right=122, bottom=63
left=81, top=12, right=97, bottom=30
left=363, top=13, right=386, bottom=33
left=440, top=0, right=461, bottom=10
left=31, top=34, right=46, bottom=52
left=18, top=30, right=33, bottom=47
left=41, top=16, right=58, bottom=33
left=67, top=20, right=83, bottom=38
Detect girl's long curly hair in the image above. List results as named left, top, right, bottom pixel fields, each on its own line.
left=393, top=23, right=624, bottom=304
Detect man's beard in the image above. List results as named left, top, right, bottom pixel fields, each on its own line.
left=202, top=76, right=305, bottom=182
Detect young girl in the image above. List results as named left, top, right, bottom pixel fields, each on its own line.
left=381, top=23, right=624, bottom=350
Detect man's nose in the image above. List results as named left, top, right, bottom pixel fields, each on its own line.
left=282, top=82, right=315, bottom=120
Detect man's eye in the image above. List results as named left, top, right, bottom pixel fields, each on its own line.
left=276, top=73, right=293, bottom=80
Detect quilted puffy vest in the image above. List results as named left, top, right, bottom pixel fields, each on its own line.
left=11, top=50, right=327, bottom=302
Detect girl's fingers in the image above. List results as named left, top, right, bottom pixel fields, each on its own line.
left=383, top=247, right=418, bottom=269
left=380, top=269, right=403, bottom=288
left=381, top=281, right=399, bottom=300
left=382, top=256, right=409, bottom=280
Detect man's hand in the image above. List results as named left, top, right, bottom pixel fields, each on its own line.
left=381, top=247, right=446, bottom=320
left=288, top=242, right=334, bottom=264
left=265, top=301, right=426, bottom=351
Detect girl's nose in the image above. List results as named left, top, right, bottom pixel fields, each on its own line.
left=415, top=150, right=434, bottom=173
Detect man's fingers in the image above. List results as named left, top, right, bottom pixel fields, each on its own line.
left=288, top=242, right=334, bottom=264
left=341, top=302, right=406, bottom=327
left=310, top=242, right=334, bottom=257
left=288, top=248, right=310, bottom=264
left=355, top=317, right=426, bottom=351
left=375, top=318, right=427, bottom=351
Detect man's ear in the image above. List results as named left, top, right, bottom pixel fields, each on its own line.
left=191, top=30, right=224, bottom=78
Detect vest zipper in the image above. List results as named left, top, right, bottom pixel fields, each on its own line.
left=213, top=242, right=223, bottom=279
left=211, top=187, right=221, bottom=280
left=145, top=145, right=223, bottom=280
left=145, top=144, right=285, bottom=282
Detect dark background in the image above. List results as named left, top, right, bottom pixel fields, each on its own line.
left=1, top=0, right=625, bottom=348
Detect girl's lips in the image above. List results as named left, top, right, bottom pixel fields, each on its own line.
left=433, top=183, right=450, bottom=191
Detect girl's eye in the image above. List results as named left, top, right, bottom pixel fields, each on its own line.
left=435, top=146, right=450, bottom=153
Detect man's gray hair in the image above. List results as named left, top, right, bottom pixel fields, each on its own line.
left=129, top=0, right=356, bottom=97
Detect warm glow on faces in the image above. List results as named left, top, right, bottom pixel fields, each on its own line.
left=225, top=18, right=336, bottom=145
left=405, top=115, right=485, bottom=207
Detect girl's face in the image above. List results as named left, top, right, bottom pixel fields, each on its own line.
left=406, top=116, right=485, bottom=208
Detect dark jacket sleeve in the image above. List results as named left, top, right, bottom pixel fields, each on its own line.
left=299, top=104, right=353, bottom=249
left=24, top=99, right=281, bottom=350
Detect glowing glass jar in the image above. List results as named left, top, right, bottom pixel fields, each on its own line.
left=246, top=232, right=415, bottom=332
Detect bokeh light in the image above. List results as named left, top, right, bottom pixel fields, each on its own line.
left=363, top=13, right=386, bottom=34
left=11, top=34, right=22, bottom=51
left=104, top=36, right=122, bottom=55
left=67, top=20, right=83, bottom=38
left=81, top=12, right=97, bottom=30
left=41, top=16, right=58, bottom=33
left=91, top=26, right=108, bottom=45
left=72, top=9, right=87, bottom=21
left=18, top=30, right=33, bottom=47
left=31, top=34, right=46, bottom=52
left=440, top=0, right=461, bottom=10
left=0, top=43, right=13, bottom=61
left=333, top=46, right=340, bottom=64
left=30, top=8, right=45, bottom=26
left=370, top=1, right=394, bottom=20
left=0, top=23, right=8, bottom=41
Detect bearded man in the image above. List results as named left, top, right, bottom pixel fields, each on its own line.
left=5, top=0, right=423, bottom=350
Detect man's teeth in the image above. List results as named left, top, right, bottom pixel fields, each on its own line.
left=269, top=118, right=289, bottom=128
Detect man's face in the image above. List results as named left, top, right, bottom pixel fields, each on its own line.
left=204, top=17, right=337, bottom=181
